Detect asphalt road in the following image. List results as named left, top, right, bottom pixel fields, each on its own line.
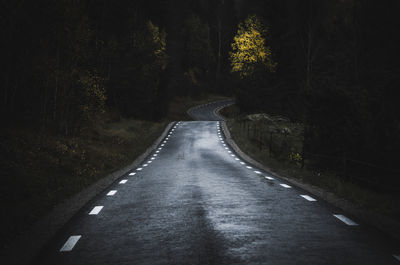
left=33, top=100, right=399, bottom=265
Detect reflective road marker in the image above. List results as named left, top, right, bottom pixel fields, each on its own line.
left=300, top=195, right=316, bottom=201
left=89, top=206, right=104, bottom=215
left=107, top=190, right=117, bottom=196
left=333, top=214, right=358, bottom=226
left=60, top=235, right=81, bottom=252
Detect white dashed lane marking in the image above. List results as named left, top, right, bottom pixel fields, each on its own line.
left=107, top=190, right=117, bottom=196
left=333, top=214, right=358, bottom=226
left=300, top=195, right=316, bottom=201
left=137, top=168, right=143, bottom=171
left=89, top=206, right=104, bottom=215
left=151, top=157, right=155, bottom=160
left=143, top=164, right=148, bottom=167
left=119, top=179, right=128, bottom=184
left=240, top=162, right=245, bottom=165
left=280, top=184, right=291, bottom=188
left=129, top=172, right=136, bottom=176
left=235, top=158, right=240, bottom=161
left=246, top=166, right=252, bottom=169
left=60, top=235, right=81, bottom=252
left=265, top=176, right=274, bottom=180
left=254, top=171, right=261, bottom=174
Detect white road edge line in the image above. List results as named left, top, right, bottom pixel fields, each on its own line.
left=280, top=184, right=291, bottom=188
left=60, top=235, right=81, bottom=252
left=89, top=206, right=104, bottom=215
left=107, top=190, right=117, bottom=196
left=300, top=195, right=316, bottom=201
left=333, top=214, right=358, bottom=226
left=119, top=179, right=128, bottom=184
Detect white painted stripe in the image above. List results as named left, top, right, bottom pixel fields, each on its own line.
left=119, top=179, right=128, bottom=184
left=143, top=164, right=148, bottom=167
left=60, top=235, right=81, bottom=252
left=235, top=158, right=240, bottom=161
left=89, top=206, right=104, bottom=215
left=265, top=176, right=274, bottom=180
left=129, top=172, right=136, bottom=176
left=254, top=171, right=261, bottom=174
left=240, top=162, right=245, bottom=165
left=280, top=184, right=291, bottom=188
left=148, top=161, right=152, bottom=163
left=107, top=190, right=117, bottom=196
left=223, top=144, right=226, bottom=146
left=333, top=214, right=358, bottom=226
left=137, top=167, right=143, bottom=171
left=156, top=150, right=159, bottom=153
left=158, top=148, right=162, bottom=150
left=225, top=147, right=229, bottom=150
left=161, top=144, right=165, bottom=146
left=228, top=151, right=232, bottom=153
left=300, top=195, right=316, bottom=201
left=153, top=154, right=158, bottom=156
left=393, top=255, right=400, bottom=262
left=231, top=154, right=235, bottom=157
left=151, top=157, right=155, bottom=160
left=163, top=141, right=166, bottom=143
left=246, top=166, right=252, bottom=169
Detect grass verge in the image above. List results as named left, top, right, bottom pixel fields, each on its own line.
left=221, top=104, right=400, bottom=223
left=0, top=94, right=227, bottom=250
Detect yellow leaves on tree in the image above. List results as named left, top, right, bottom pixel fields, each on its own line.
left=230, top=15, right=276, bottom=78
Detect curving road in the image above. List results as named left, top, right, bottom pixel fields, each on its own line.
left=33, top=100, right=399, bottom=265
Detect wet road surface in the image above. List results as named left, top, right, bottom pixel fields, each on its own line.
left=34, top=100, right=399, bottom=264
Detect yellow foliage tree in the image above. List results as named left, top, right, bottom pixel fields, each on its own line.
left=230, top=15, right=276, bottom=78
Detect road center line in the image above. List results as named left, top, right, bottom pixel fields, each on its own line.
left=119, top=179, right=128, bottom=184
left=333, top=214, right=358, bottom=226
left=89, top=206, right=104, bottom=215
left=280, top=184, right=291, bottom=188
left=60, top=235, right=81, bottom=252
left=300, top=195, right=316, bottom=201
left=107, top=190, right=117, bottom=196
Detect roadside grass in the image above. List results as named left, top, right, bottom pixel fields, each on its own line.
left=222, top=104, right=400, bottom=222
left=0, top=94, right=227, bottom=250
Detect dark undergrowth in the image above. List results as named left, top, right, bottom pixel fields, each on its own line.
left=220, top=104, right=400, bottom=223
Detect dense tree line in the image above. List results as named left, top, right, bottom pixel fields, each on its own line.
left=230, top=0, right=400, bottom=187
left=0, top=0, right=240, bottom=133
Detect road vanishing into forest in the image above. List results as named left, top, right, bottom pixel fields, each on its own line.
left=33, top=100, right=399, bottom=265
